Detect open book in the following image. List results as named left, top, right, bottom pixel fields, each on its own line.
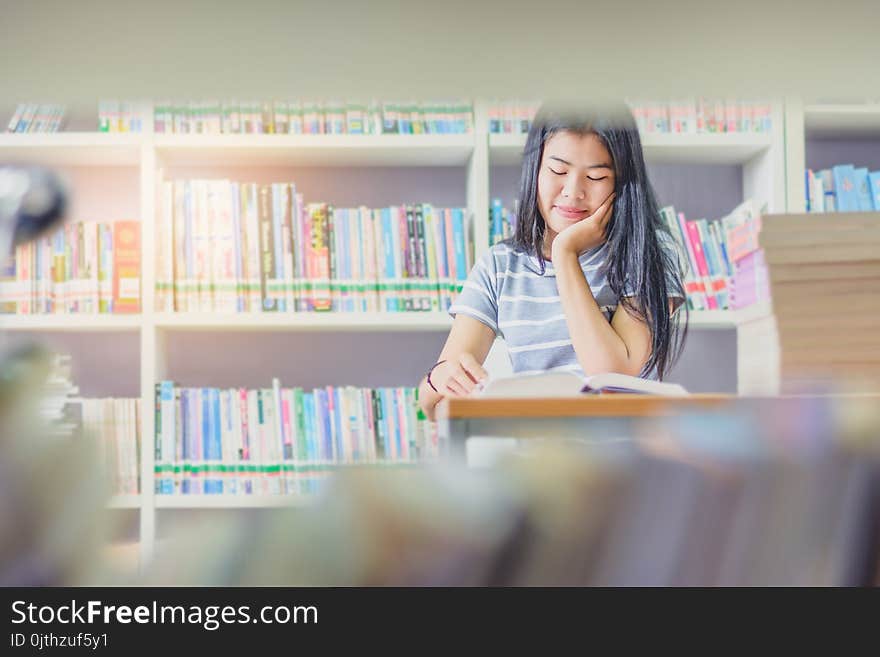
left=478, top=370, right=688, bottom=398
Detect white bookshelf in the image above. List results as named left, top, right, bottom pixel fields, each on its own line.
left=783, top=99, right=880, bottom=213
left=155, top=495, right=311, bottom=509
left=153, top=312, right=454, bottom=332
left=643, top=133, right=776, bottom=164
left=0, top=314, right=142, bottom=331
left=0, top=99, right=790, bottom=562
left=106, top=494, right=314, bottom=510
left=154, top=133, right=474, bottom=166
left=0, top=133, right=143, bottom=166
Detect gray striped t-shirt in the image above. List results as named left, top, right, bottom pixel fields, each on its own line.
left=449, top=241, right=680, bottom=376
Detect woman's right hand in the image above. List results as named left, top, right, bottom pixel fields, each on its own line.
left=432, top=353, right=489, bottom=397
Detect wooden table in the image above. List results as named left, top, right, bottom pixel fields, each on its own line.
left=435, top=394, right=735, bottom=461
left=435, top=393, right=880, bottom=462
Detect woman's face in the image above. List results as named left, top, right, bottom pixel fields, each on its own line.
left=537, top=130, right=616, bottom=254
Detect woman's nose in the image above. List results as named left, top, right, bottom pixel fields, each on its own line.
left=561, top=174, right=586, bottom=200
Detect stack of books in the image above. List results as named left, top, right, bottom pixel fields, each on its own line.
left=737, top=212, right=880, bottom=394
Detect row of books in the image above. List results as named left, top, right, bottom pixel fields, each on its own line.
left=156, top=180, right=474, bottom=313
left=805, top=165, right=880, bottom=213
left=661, top=204, right=738, bottom=311
left=98, top=100, right=146, bottom=133
left=153, top=100, right=475, bottom=135
left=154, top=381, right=436, bottom=496
left=485, top=99, right=775, bottom=135
left=626, top=99, right=774, bottom=134
left=487, top=101, right=540, bottom=134
left=71, top=397, right=142, bottom=496
left=0, top=220, right=141, bottom=314
left=3, top=99, right=779, bottom=137
left=489, top=198, right=517, bottom=246
left=5, top=104, right=66, bottom=133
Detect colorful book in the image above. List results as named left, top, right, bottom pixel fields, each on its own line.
left=112, top=221, right=141, bottom=313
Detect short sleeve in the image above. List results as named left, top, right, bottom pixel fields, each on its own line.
left=448, top=248, right=499, bottom=334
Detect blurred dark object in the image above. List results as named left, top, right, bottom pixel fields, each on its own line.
left=0, top=165, right=67, bottom=258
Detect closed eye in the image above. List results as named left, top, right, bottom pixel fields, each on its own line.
left=549, top=168, right=565, bottom=175
left=587, top=176, right=608, bottom=181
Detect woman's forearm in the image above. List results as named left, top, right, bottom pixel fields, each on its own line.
left=553, top=252, right=639, bottom=375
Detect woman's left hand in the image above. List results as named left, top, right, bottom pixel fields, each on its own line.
left=551, top=193, right=616, bottom=261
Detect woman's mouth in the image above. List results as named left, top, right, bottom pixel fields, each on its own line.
left=554, top=205, right=590, bottom=219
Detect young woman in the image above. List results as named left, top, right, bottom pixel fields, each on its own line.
left=418, top=102, right=687, bottom=420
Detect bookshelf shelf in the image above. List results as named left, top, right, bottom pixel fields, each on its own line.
left=147, top=311, right=764, bottom=332
left=642, top=133, right=774, bottom=164
left=804, top=104, right=880, bottom=137
left=0, top=133, right=143, bottom=166
left=488, top=132, right=774, bottom=166
left=153, top=134, right=475, bottom=167
left=153, top=312, right=453, bottom=332
left=488, top=133, right=529, bottom=165
left=155, top=495, right=311, bottom=509
left=108, top=494, right=141, bottom=509
left=0, top=314, right=143, bottom=331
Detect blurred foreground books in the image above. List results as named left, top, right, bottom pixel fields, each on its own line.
left=2, top=348, right=880, bottom=585
left=141, top=395, right=880, bottom=586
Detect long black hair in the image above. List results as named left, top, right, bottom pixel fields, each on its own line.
left=511, top=102, right=688, bottom=380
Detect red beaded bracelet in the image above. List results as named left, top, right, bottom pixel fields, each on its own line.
left=426, top=360, right=447, bottom=393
